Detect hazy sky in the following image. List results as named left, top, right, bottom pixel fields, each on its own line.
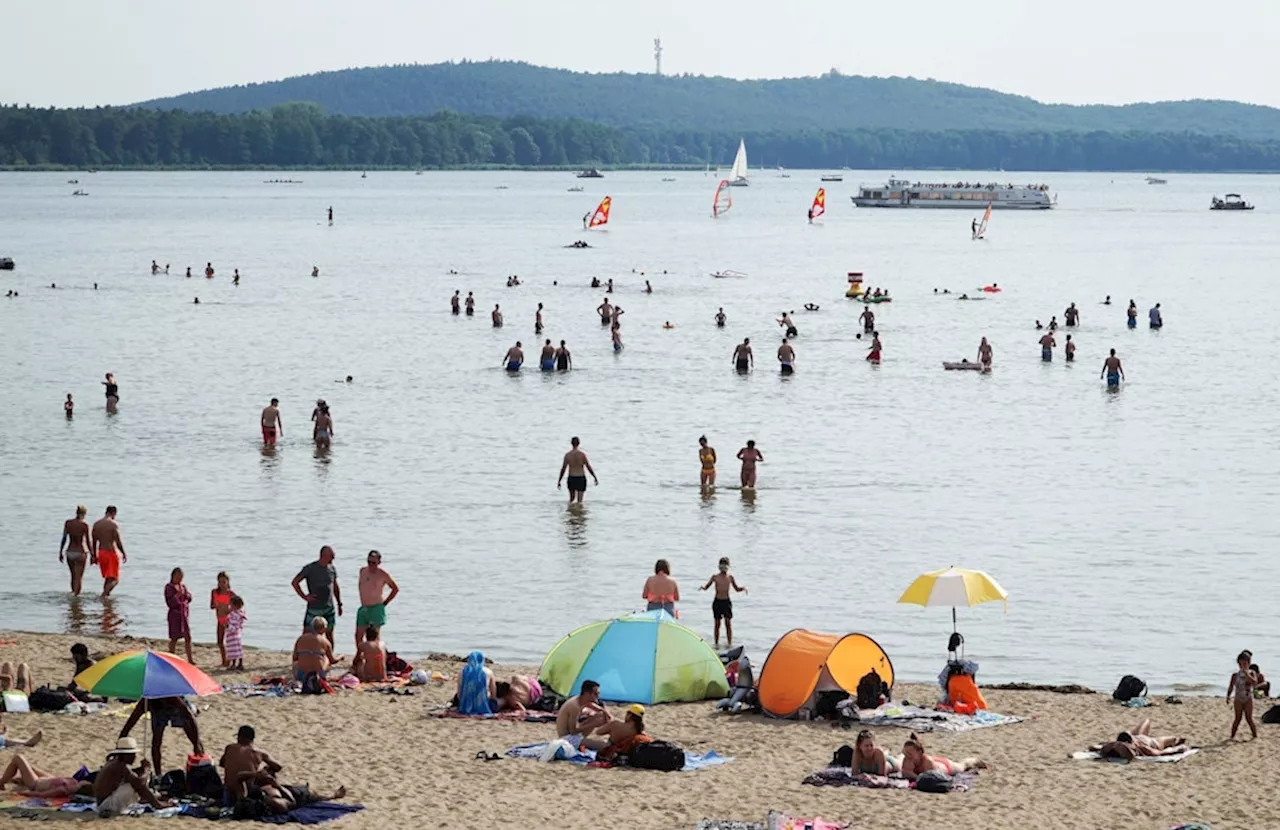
left=6, top=0, right=1279, bottom=108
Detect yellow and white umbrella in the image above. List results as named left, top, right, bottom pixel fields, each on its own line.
left=897, top=566, right=1007, bottom=631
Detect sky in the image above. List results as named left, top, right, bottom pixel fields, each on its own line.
left=5, top=0, right=1280, bottom=109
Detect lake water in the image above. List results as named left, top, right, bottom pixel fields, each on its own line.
left=3, top=170, right=1278, bottom=694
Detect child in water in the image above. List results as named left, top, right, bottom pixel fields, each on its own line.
left=64, top=394, right=73, bottom=418
left=1228, top=650, right=1259, bottom=740
left=700, top=557, right=747, bottom=649
left=210, top=572, right=234, bottom=667
left=165, top=568, right=194, bottom=664
left=225, top=596, right=247, bottom=671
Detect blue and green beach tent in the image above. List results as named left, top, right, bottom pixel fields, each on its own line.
left=539, top=610, right=730, bottom=704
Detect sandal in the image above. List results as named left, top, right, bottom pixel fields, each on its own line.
left=473, top=751, right=501, bottom=762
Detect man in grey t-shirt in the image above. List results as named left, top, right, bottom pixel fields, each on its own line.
left=291, top=545, right=343, bottom=646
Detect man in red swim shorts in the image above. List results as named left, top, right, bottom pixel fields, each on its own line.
left=90, top=506, right=128, bottom=597
left=260, top=398, right=283, bottom=445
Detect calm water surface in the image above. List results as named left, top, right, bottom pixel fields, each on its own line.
left=3, top=170, right=1278, bottom=693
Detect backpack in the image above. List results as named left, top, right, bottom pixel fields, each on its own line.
left=1112, top=675, right=1146, bottom=703
left=813, top=690, right=846, bottom=720
left=915, top=770, right=953, bottom=793
left=1262, top=705, right=1280, bottom=724
left=386, top=652, right=411, bottom=675
left=831, top=744, right=854, bottom=768
left=186, top=764, right=224, bottom=800
left=628, top=740, right=686, bottom=772
left=856, top=669, right=886, bottom=710
left=28, top=686, right=77, bottom=712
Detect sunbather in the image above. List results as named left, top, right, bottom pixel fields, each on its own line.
left=851, top=730, right=890, bottom=777
left=93, top=737, right=173, bottom=817
left=496, top=675, right=544, bottom=712
left=0, top=714, right=43, bottom=749
left=900, top=733, right=988, bottom=781
left=455, top=651, right=496, bottom=715
left=594, top=704, right=652, bottom=762
left=1095, top=718, right=1187, bottom=760
left=555, top=680, right=612, bottom=750
left=0, top=662, right=34, bottom=695
left=221, top=725, right=283, bottom=803
left=0, top=753, right=83, bottom=797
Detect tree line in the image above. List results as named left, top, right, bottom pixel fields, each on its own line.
left=3, top=103, right=1280, bottom=171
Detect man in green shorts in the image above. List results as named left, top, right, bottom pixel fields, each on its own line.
left=355, top=550, right=399, bottom=652
left=291, top=546, right=342, bottom=647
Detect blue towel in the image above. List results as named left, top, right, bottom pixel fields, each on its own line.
left=456, top=651, right=493, bottom=716
left=257, top=802, right=365, bottom=825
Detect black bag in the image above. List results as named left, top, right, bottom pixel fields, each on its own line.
left=915, top=770, right=953, bottom=793
left=856, top=670, right=886, bottom=710
left=28, top=686, right=77, bottom=712
left=813, top=690, right=846, bottom=720
left=1262, top=705, right=1280, bottom=724
left=1112, top=675, right=1147, bottom=702
left=831, top=744, right=854, bottom=768
left=186, top=764, right=224, bottom=800
left=158, top=770, right=186, bottom=799
left=628, top=740, right=686, bottom=772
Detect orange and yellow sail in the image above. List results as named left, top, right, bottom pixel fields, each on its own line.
left=810, top=188, right=826, bottom=221
left=588, top=196, right=611, bottom=229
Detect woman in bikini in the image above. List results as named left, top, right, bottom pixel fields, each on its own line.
left=698, top=436, right=717, bottom=491
left=851, top=730, right=891, bottom=777
left=60, top=505, right=91, bottom=596
left=900, top=733, right=987, bottom=781
left=210, top=572, right=234, bottom=667
left=642, top=559, right=679, bottom=617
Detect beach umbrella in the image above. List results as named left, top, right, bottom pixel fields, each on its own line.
left=897, top=566, right=1007, bottom=632
left=72, top=649, right=222, bottom=699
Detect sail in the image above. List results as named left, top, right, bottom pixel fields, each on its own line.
left=730, top=139, right=749, bottom=181
left=713, top=179, right=732, bottom=218
left=975, top=202, right=992, bottom=238
left=588, top=196, right=611, bottom=229
left=810, top=188, right=826, bottom=220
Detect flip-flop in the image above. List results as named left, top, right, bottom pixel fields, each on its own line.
left=473, top=751, right=501, bottom=762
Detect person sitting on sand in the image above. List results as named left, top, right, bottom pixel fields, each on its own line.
left=0, top=661, right=34, bottom=695
left=292, top=617, right=337, bottom=685
left=120, top=696, right=204, bottom=773
left=94, top=737, right=172, bottom=818
left=555, top=679, right=612, bottom=750
left=0, top=753, right=85, bottom=798
left=851, top=730, right=895, bottom=777
left=900, top=733, right=988, bottom=781
left=220, top=725, right=283, bottom=803
left=1093, top=718, right=1187, bottom=760
left=455, top=650, right=496, bottom=715
left=0, top=713, right=43, bottom=750
left=1252, top=663, right=1271, bottom=697
left=496, top=675, right=544, bottom=712
left=594, top=704, right=653, bottom=762
left=351, top=625, right=387, bottom=683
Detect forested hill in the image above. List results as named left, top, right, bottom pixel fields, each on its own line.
left=136, top=61, right=1280, bottom=142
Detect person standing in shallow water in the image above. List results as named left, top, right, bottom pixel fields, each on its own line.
left=103, top=373, right=119, bottom=413
left=737, top=440, right=763, bottom=488
left=540, top=339, right=556, bottom=371
left=261, top=398, right=283, bottom=446
left=59, top=505, right=91, bottom=596
left=777, top=339, right=795, bottom=375
left=555, top=340, right=572, bottom=371
left=451, top=291, right=461, bottom=315
left=557, top=436, right=599, bottom=505
left=91, top=506, right=127, bottom=597
left=1100, top=348, right=1124, bottom=389
left=698, top=436, right=717, bottom=491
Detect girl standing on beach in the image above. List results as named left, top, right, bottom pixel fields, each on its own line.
left=210, top=572, right=234, bottom=667
left=165, top=568, right=194, bottom=664
left=224, top=596, right=246, bottom=670
left=1228, top=650, right=1258, bottom=740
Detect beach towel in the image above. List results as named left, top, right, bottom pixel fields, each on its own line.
left=257, top=802, right=365, bottom=824
left=694, top=821, right=765, bottom=830
left=506, top=742, right=731, bottom=771
left=858, top=704, right=1021, bottom=733
left=457, top=651, right=493, bottom=716
left=767, top=812, right=849, bottom=830
left=1071, top=746, right=1200, bottom=764
left=802, top=765, right=976, bottom=792
left=428, top=707, right=556, bottom=723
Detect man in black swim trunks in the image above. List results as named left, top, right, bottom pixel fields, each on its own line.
left=597, top=298, right=613, bottom=326
left=557, top=437, right=599, bottom=505
left=732, top=338, right=753, bottom=372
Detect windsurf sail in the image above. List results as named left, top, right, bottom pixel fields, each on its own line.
left=713, top=179, right=732, bottom=218
left=810, top=188, right=826, bottom=222
left=588, top=196, right=611, bottom=229
left=974, top=202, right=992, bottom=239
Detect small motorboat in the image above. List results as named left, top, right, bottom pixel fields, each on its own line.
left=1145, top=176, right=1167, bottom=185
left=710, top=269, right=748, bottom=279
left=576, top=168, right=604, bottom=179
left=1210, top=194, right=1254, bottom=211
left=661, top=177, right=676, bottom=182
left=820, top=174, right=844, bottom=182
left=0, top=257, right=14, bottom=270
left=567, top=186, right=584, bottom=192
left=71, top=190, right=89, bottom=196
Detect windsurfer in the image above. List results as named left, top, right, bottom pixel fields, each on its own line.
left=971, top=217, right=978, bottom=238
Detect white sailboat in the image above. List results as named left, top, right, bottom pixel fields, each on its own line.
left=728, top=139, right=749, bottom=187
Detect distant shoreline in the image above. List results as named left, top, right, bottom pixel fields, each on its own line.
left=4, top=165, right=1279, bottom=174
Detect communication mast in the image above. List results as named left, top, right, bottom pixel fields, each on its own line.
left=654, top=38, right=663, bottom=76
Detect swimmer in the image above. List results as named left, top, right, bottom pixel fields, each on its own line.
left=803, top=303, right=819, bottom=311
left=1048, top=316, right=1059, bottom=331
left=328, top=206, right=333, bottom=224
left=451, top=291, right=461, bottom=315
left=736, top=440, right=763, bottom=488
left=185, top=267, right=192, bottom=278
left=866, top=331, right=881, bottom=364
left=859, top=306, right=875, bottom=333
left=978, top=337, right=993, bottom=372
left=345, top=376, right=352, bottom=383
left=597, top=297, right=613, bottom=325
left=715, top=308, right=726, bottom=328
left=662, top=321, right=674, bottom=329
left=611, top=323, right=623, bottom=353
left=611, top=305, right=624, bottom=326
left=1064, top=303, right=1078, bottom=327
left=1100, top=348, right=1124, bottom=388
left=644, top=280, right=652, bottom=294
left=733, top=338, right=753, bottom=372
left=535, top=303, right=544, bottom=334
left=50, top=283, right=56, bottom=289
left=1104, top=295, right=1112, bottom=305
left=555, top=340, right=572, bottom=371
left=311, top=266, right=320, bottom=277
left=1039, top=331, right=1056, bottom=361
left=233, top=269, right=240, bottom=285
left=94, top=283, right=98, bottom=290
left=151, top=260, right=159, bottom=275
left=313, top=404, right=333, bottom=448
left=193, top=297, right=200, bottom=304
left=1127, top=300, right=1137, bottom=328
left=777, top=338, right=795, bottom=375
left=1148, top=303, right=1163, bottom=329
left=1065, top=334, right=1075, bottom=362
left=606, top=279, right=613, bottom=293
left=465, top=292, right=475, bottom=316
left=64, top=393, right=74, bottom=418
left=503, top=341, right=524, bottom=372
left=777, top=310, right=797, bottom=339
left=205, top=262, right=214, bottom=279
left=491, top=304, right=503, bottom=328
left=1035, top=320, right=1043, bottom=330
left=591, top=277, right=601, bottom=288
left=539, top=339, right=556, bottom=371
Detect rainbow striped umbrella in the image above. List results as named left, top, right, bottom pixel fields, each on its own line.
left=72, top=650, right=222, bottom=699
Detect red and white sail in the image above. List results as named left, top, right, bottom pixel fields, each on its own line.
left=810, top=188, right=826, bottom=221
left=712, top=179, right=732, bottom=218
left=588, top=196, right=611, bottom=229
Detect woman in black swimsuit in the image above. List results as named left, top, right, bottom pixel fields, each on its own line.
left=103, top=373, right=119, bottom=413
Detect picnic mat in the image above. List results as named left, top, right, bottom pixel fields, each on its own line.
left=802, top=765, right=977, bottom=792
left=1072, top=746, right=1200, bottom=764
left=505, top=741, right=731, bottom=771
left=428, top=708, right=557, bottom=723
left=695, top=813, right=847, bottom=830
left=858, top=705, right=1022, bottom=733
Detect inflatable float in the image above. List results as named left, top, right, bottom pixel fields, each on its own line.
left=860, top=295, right=892, bottom=304
left=980, top=285, right=1002, bottom=293
left=943, top=361, right=985, bottom=371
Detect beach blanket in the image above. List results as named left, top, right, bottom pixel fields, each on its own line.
left=505, top=742, right=731, bottom=771
left=694, top=821, right=765, bottom=830
left=428, top=707, right=556, bottom=723
left=226, top=682, right=297, bottom=699
left=858, top=704, right=1021, bottom=733
left=257, top=802, right=364, bottom=824
left=802, top=765, right=976, bottom=792
left=1072, top=747, right=1200, bottom=764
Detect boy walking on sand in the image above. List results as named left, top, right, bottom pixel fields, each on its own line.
left=700, top=557, right=747, bottom=649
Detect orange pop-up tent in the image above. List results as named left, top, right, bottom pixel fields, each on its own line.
left=756, top=629, right=894, bottom=718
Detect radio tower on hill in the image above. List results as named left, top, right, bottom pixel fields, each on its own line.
left=654, top=38, right=663, bottom=76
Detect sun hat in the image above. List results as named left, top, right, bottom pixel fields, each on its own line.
left=108, top=736, right=139, bottom=758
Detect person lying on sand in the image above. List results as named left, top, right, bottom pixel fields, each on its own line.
left=594, top=704, right=652, bottom=762
left=1093, top=718, right=1187, bottom=760
left=851, top=730, right=892, bottom=777
left=0, top=661, right=34, bottom=695
left=0, top=753, right=83, bottom=797
left=0, top=714, right=43, bottom=749
left=241, top=778, right=347, bottom=817
left=556, top=679, right=612, bottom=751
left=900, top=733, right=988, bottom=781
left=496, top=675, right=544, bottom=713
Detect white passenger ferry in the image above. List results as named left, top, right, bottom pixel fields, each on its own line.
left=852, top=177, right=1054, bottom=209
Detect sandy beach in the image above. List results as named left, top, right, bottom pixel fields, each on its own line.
left=0, top=631, right=1273, bottom=830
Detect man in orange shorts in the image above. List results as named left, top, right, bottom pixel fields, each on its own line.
left=91, top=506, right=128, bottom=597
